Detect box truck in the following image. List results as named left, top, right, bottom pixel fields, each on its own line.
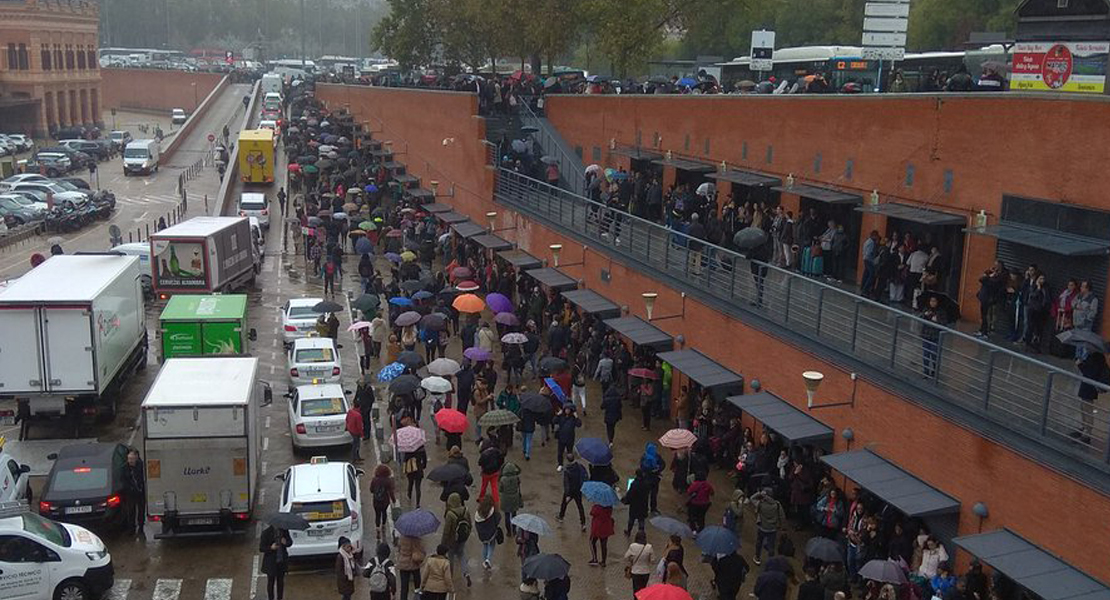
left=0, top=255, right=148, bottom=438
left=149, top=216, right=259, bottom=299
left=159, top=294, right=256, bottom=361
left=238, top=129, right=275, bottom=184
left=142, top=357, right=272, bottom=537
left=261, top=72, right=283, bottom=97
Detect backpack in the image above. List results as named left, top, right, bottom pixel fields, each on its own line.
left=454, top=517, right=472, bottom=543
left=365, top=557, right=391, bottom=593
left=372, top=481, right=389, bottom=505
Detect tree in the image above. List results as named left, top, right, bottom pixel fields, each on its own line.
left=526, top=0, right=585, bottom=75
left=372, top=0, right=439, bottom=69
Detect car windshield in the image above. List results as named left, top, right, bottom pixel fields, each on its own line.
left=52, top=466, right=109, bottom=493
left=21, top=513, right=71, bottom=547
left=124, top=148, right=150, bottom=158
left=53, top=181, right=78, bottom=191
left=5, top=196, right=33, bottom=206
left=295, top=348, right=334, bottom=363
left=288, top=306, right=320, bottom=319
left=301, top=397, right=345, bottom=417
left=241, top=198, right=265, bottom=209
left=289, top=500, right=349, bottom=522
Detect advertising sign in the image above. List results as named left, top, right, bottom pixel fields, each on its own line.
left=152, top=239, right=207, bottom=289
left=1012, top=42, right=1108, bottom=93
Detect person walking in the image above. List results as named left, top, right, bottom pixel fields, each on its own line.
left=557, top=453, right=588, bottom=530
left=748, top=486, right=785, bottom=565
left=357, top=382, right=376, bottom=441
left=419, top=545, right=454, bottom=600
left=623, top=531, right=655, bottom=598
left=499, top=461, right=523, bottom=537
left=638, top=443, right=664, bottom=515
left=571, top=363, right=588, bottom=415
left=622, top=469, right=651, bottom=535
left=441, top=492, right=472, bottom=587
left=402, top=445, right=427, bottom=507
left=369, top=464, right=396, bottom=541
left=396, top=533, right=425, bottom=600
left=346, top=401, right=364, bottom=463
left=121, top=448, right=145, bottom=535
left=588, top=501, right=615, bottom=566
left=335, top=537, right=359, bottom=600
left=711, top=549, right=750, bottom=600
left=474, top=495, right=502, bottom=570
left=554, top=405, right=581, bottom=471
left=477, top=436, right=504, bottom=504
left=685, top=473, right=714, bottom=533
left=601, top=385, right=622, bottom=445
left=365, top=543, right=397, bottom=600
left=259, top=525, right=291, bottom=600
left=520, top=405, right=537, bottom=461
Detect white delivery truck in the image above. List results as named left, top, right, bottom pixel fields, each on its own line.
left=149, top=216, right=260, bottom=300
left=261, top=72, right=283, bottom=97
left=123, top=138, right=161, bottom=176
left=0, top=255, right=148, bottom=439
left=142, top=357, right=272, bottom=537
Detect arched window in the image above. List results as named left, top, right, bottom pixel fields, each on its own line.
left=87, top=47, right=96, bottom=69
left=65, top=45, right=74, bottom=70
left=77, top=48, right=86, bottom=69
left=17, top=44, right=29, bottom=70
left=41, top=46, right=51, bottom=70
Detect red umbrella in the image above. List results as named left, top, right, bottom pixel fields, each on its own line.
left=636, top=585, right=692, bottom=600
left=628, top=367, right=658, bottom=380
left=452, top=266, right=472, bottom=280
left=434, top=408, right=468, bottom=433
left=456, top=281, right=480, bottom=292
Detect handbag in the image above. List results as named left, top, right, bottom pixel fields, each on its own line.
left=625, top=544, right=646, bottom=579
left=495, top=527, right=505, bottom=545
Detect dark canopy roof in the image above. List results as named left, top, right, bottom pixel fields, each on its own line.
left=436, top=211, right=469, bottom=224
left=470, top=233, right=513, bottom=251
left=611, top=145, right=664, bottom=161
left=968, top=222, right=1110, bottom=256
left=603, top=316, right=673, bottom=351
left=727, top=391, right=834, bottom=446
left=451, top=221, right=486, bottom=239
left=421, top=202, right=452, bottom=213
left=496, top=249, right=542, bottom=270
left=856, top=203, right=966, bottom=226
left=656, top=349, right=743, bottom=390
left=706, top=169, right=782, bottom=188
left=651, top=156, right=716, bottom=172
left=770, top=183, right=862, bottom=205
left=821, top=450, right=960, bottom=517
left=954, top=529, right=1110, bottom=600
left=561, top=289, right=621, bottom=318
left=382, top=161, right=405, bottom=170
left=407, top=188, right=435, bottom=200
left=394, top=174, right=419, bottom=185
left=524, top=267, right=578, bottom=291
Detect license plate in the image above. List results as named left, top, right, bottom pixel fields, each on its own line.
left=315, top=425, right=341, bottom=433
left=187, top=517, right=218, bottom=526
left=65, top=505, right=93, bottom=514
left=0, top=415, right=14, bottom=426
left=307, top=528, right=331, bottom=537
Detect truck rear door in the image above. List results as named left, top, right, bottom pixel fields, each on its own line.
left=0, top=307, right=44, bottom=394
left=42, top=307, right=95, bottom=392
left=202, top=321, right=242, bottom=354
left=146, top=437, right=251, bottom=521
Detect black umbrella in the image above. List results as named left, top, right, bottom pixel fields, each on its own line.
left=522, top=553, right=571, bottom=580
left=733, top=226, right=769, bottom=250
left=267, top=512, right=310, bottom=531
left=520, top=392, right=552, bottom=414
left=427, top=462, right=468, bottom=482
left=919, top=290, right=959, bottom=323
left=805, top=536, right=844, bottom=563
left=539, top=357, right=567, bottom=372
left=297, top=155, right=318, bottom=165
left=400, top=280, right=424, bottom=293
left=420, top=313, right=447, bottom=331
left=313, top=300, right=343, bottom=313
left=396, top=351, right=425, bottom=369
left=521, top=125, right=540, bottom=134
left=389, top=374, right=421, bottom=395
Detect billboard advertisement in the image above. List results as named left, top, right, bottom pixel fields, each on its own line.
left=1012, top=42, right=1108, bottom=93
left=152, top=239, right=208, bottom=289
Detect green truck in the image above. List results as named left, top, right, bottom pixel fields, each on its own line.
left=158, top=294, right=256, bottom=361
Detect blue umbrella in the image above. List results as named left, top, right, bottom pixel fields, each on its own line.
left=377, top=362, right=407, bottom=382
left=389, top=296, right=414, bottom=307
left=395, top=509, right=440, bottom=537
left=650, top=515, right=694, bottom=539
left=544, top=377, right=568, bottom=404
left=355, top=237, right=374, bottom=255
left=365, top=184, right=378, bottom=193
left=581, top=481, right=619, bottom=507
left=385, top=252, right=403, bottom=263
left=695, top=526, right=739, bottom=555
left=575, top=437, right=612, bottom=465
left=678, top=77, right=697, bottom=87
left=412, top=290, right=434, bottom=301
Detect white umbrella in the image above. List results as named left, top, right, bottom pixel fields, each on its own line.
left=696, top=182, right=716, bottom=197
left=421, top=375, right=453, bottom=393
left=426, top=358, right=461, bottom=376
left=585, top=164, right=601, bottom=174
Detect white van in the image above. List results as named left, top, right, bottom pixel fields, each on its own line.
left=110, top=242, right=153, bottom=292
left=123, top=139, right=160, bottom=176
left=261, top=73, right=283, bottom=96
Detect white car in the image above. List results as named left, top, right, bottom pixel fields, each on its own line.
left=0, top=173, right=48, bottom=191
left=249, top=217, right=266, bottom=257
left=288, top=383, right=351, bottom=452
left=10, top=181, right=87, bottom=208
left=281, top=297, right=324, bottom=343
left=287, top=336, right=342, bottom=385
left=0, top=501, right=114, bottom=600
left=5, top=134, right=32, bottom=152
left=276, top=459, right=363, bottom=557
left=171, top=108, right=187, bottom=125
left=0, top=438, right=31, bottom=503
left=239, top=192, right=269, bottom=229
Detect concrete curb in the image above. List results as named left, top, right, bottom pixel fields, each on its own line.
left=159, top=73, right=230, bottom=166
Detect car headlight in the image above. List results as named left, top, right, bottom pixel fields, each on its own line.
left=86, top=550, right=108, bottom=560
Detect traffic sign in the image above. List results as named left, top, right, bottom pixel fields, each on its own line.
left=863, top=17, right=908, bottom=32
left=207, top=133, right=216, bottom=142
left=861, top=47, right=905, bottom=61
left=865, top=2, right=909, bottom=16
left=750, top=30, right=776, bottom=72
left=862, top=32, right=907, bottom=46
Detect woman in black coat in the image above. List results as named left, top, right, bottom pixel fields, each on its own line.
left=622, top=469, right=651, bottom=535
left=600, top=385, right=623, bottom=444
left=259, top=526, right=292, bottom=600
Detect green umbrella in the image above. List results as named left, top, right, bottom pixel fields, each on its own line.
left=359, top=220, right=378, bottom=231
left=478, top=409, right=520, bottom=427
left=302, top=164, right=319, bottom=174
left=353, top=294, right=381, bottom=313
left=360, top=308, right=379, bottom=321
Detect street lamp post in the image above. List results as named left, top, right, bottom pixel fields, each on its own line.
left=191, top=82, right=198, bottom=111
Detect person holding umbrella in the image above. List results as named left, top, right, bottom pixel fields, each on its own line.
left=588, top=492, right=615, bottom=566
left=601, top=384, right=623, bottom=445
left=639, top=443, right=665, bottom=515
left=259, top=523, right=293, bottom=600
left=499, top=461, right=524, bottom=537
left=711, top=549, right=751, bottom=600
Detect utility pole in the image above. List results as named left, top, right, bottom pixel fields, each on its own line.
left=300, top=0, right=306, bottom=67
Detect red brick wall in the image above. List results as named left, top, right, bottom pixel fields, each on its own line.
left=315, top=85, right=1110, bottom=583
left=545, top=94, right=1110, bottom=325
left=100, top=68, right=223, bottom=113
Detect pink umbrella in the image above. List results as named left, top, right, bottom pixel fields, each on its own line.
left=347, top=321, right=372, bottom=331
left=393, top=426, right=427, bottom=453
left=456, top=280, right=480, bottom=292
left=452, top=266, right=472, bottom=280
left=494, top=312, right=520, bottom=326
left=659, top=428, right=697, bottom=449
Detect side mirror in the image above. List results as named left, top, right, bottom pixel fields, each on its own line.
left=18, top=464, right=30, bottom=474
left=47, top=453, right=58, bottom=461
left=344, top=389, right=353, bottom=395
left=259, top=381, right=273, bottom=407
left=248, top=328, right=257, bottom=342
left=355, top=468, right=365, bottom=476
left=274, top=473, right=285, bottom=481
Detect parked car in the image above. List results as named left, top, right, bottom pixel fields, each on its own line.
left=0, top=502, right=115, bottom=600
left=26, top=152, right=73, bottom=177
left=39, top=146, right=93, bottom=169
left=9, top=181, right=88, bottom=208
left=5, top=134, right=32, bottom=152
left=59, top=139, right=111, bottom=161
left=0, top=173, right=48, bottom=189
left=171, top=108, right=187, bottom=125
left=52, top=125, right=87, bottom=140
left=60, top=177, right=91, bottom=190
left=0, top=194, right=46, bottom=224
left=39, top=442, right=130, bottom=527
left=0, top=191, right=49, bottom=213
left=109, top=130, right=132, bottom=150
left=0, top=136, right=15, bottom=156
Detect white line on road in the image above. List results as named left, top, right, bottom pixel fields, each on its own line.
left=269, top=365, right=275, bottom=375
left=265, top=415, right=271, bottom=429
left=271, top=338, right=277, bottom=347
left=258, top=487, right=267, bottom=504
left=250, top=555, right=261, bottom=600
left=261, top=461, right=268, bottom=476
left=204, top=578, right=233, bottom=600
left=269, top=351, right=275, bottom=360
left=153, top=578, right=183, bottom=600
left=262, top=437, right=269, bottom=451
left=103, top=578, right=131, bottom=600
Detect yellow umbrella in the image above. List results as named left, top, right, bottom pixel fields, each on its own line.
left=400, top=250, right=417, bottom=262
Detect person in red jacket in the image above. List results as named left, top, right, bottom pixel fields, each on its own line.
left=346, top=401, right=365, bottom=463
left=588, top=504, right=614, bottom=566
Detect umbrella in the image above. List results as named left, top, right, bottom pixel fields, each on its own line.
left=540, top=155, right=559, bottom=165
left=413, top=290, right=435, bottom=302
left=501, top=332, right=528, bottom=344
left=358, top=220, right=378, bottom=231
left=636, top=584, right=693, bottom=600
left=659, top=428, right=697, bottom=449
left=451, top=266, right=472, bottom=279
left=580, top=481, right=619, bottom=507
left=696, top=182, right=716, bottom=197
left=420, top=312, right=447, bottom=330
left=479, top=409, right=520, bottom=427
left=389, top=296, right=414, bottom=307
left=386, top=230, right=404, bottom=239
left=521, top=125, right=541, bottom=134
left=400, top=280, right=424, bottom=294
left=427, top=358, right=461, bottom=376
left=396, top=351, right=425, bottom=369
left=385, top=252, right=403, bottom=263
left=377, top=362, right=406, bottom=382
left=649, top=515, right=694, bottom=539
left=511, top=513, right=553, bottom=536
left=267, top=512, right=310, bottom=531
left=678, top=77, right=697, bottom=87
left=421, top=376, right=453, bottom=394
left=353, top=294, right=381, bottom=313
left=1056, top=329, right=1109, bottom=353
left=355, top=238, right=374, bottom=255
left=485, top=293, right=513, bottom=314
left=511, top=139, right=527, bottom=153
left=434, top=408, right=468, bottom=433
left=520, top=392, right=552, bottom=414
left=401, top=250, right=417, bottom=262
left=539, top=357, right=567, bottom=372
left=393, top=426, right=427, bottom=453
left=453, top=293, right=485, bottom=313
left=427, top=462, right=468, bottom=482
left=522, top=553, right=571, bottom=580
left=574, top=438, right=612, bottom=465
left=346, top=321, right=371, bottom=332
left=343, top=202, right=358, bottom=212
left=544, top=377, right=568, bottom=403
left=365, top=184, right=379, bottom=193
left=394, top=509, right=440, bottom=537
left=628, top=367, right=658, bottom=380
left=307, top=216, right=323, bottom=226
left=389, top=374, right=421, bottom=395
left=455, top=281, right=480, bottom=292
left=695, top=526, right=739, bottom=555
left=494, top=312, right=520, bottom=326
left=805, top=536, right=844, bottom=563
left=858, top=560, right=908, bottom=585
left=313, top=300, right=343, bottom=313
left=302, top=164, right=319, bottom=174
left=463, top=347, right=492, bottom=362
left=395, top=311, right=422, bottom=326
left=733, top=227, right=769, bottom=250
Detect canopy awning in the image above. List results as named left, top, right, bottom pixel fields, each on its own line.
left=603, top=316, right=673, bottom=351
left=611, top=145, right=664, bottom=161
left=451, top=221, right=486, bottom=239
left=954, top=529, right=1110, bottom=600
left=368, top=148, right=392, bottom=157
left=561, top=289, right=621, bottom=318
left=651, top=156, right=717, bottom=172
left=856, top=203, right=966, bottom=226
left=771, top=183, right=862, bottom=205
left=821, top=449, right=960, bottom=517
left=967, top=222, right=1110, bottom=256
left=421, top=202, right=452, bottom=213
left=471, top=233, right=513, bottom=251
left=727, top=391, right=834, bottom=446
left=382, top=161, right=405, bottom=170
left=496, top=249, right=542, bottom=270
left=394, top=174, right=420, bottom=185
left=407, top=188, right=435, bottom=200
left=524, top=267, right=578, bottom=291
left=706, top=169, right=782, bottom=188
left=436, top=211, right=470, bottom=224
left=656, top=349, right=743, bottom=392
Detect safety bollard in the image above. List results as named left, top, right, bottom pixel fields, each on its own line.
left=128, top=231, right=133, bottom=243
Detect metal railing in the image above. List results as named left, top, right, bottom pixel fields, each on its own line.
left=494, top=168, right=1110, bottom=474
left=517, top=99, right=587, bottom=196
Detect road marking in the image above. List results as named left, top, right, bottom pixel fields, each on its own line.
left=103, top=578, right=131, bottom=600
left=250, top=555, right=261, bottom=599
left=153, top=579, right=182, bottom=600
left=261, top=460, right=268, bottom=476
left=265, top=415, right=271, bottom=429
left=204, top=578, right=233, bottom=600
left=258, top=487, right=267, bottom=504
left=269, top=365, right=275, bottom=375
left=262, top=437, right=269, bottom=451
left=269, top=351, right=276, bottom=360
left=271, top=338, right=277, bottom=347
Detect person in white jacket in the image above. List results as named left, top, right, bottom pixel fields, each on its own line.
left=917, top=536, right=948, bottom=578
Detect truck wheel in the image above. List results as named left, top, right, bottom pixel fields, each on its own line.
left=54, top=579, right=89, bottom=600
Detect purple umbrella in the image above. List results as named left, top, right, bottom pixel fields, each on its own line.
left=485, top=293, right=513, bottom=314
left=395, top=509, right=440, bottom=537
left=385, top=252, right=402, bottom=263
left=395, top=311, right=422, bottom=327
left=494, top=312, right=519, bottom=326
left=464, top=347, right=492, bottom=361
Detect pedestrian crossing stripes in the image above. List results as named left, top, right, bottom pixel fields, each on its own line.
left=152, top=579, right=183, bottom=600
left=115, top=193, right=181, bottom=207
left=105, top=579, right=236, bottom=600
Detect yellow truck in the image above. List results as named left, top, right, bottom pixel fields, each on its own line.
left=238, top=129, right=275, bottom=184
